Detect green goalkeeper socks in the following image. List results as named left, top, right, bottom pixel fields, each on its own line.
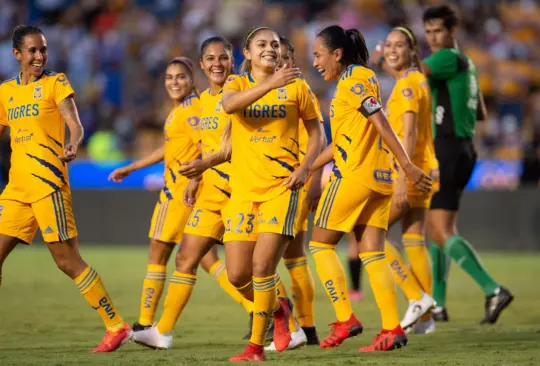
left=429, top=241, right=449, bottom=307
left=444, top=235, right=499, bottom=297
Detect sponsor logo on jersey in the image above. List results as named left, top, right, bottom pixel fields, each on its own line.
left=250, top=135, right=277, bottom=143
left=187, top=116, right=200, bottom=127
left=401, top=88, right=413, bottom=99
left=373, top=169, right=393, bottom=184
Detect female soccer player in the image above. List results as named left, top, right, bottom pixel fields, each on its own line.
left=0, top=25, right=131, bottom=352
left=381, top=26, right=437, bottom=333
left=310, top=25, right=431, bottom=352
left=265, top=35, right=324, bottom=348
left=130, top=37, right=253, bottom=349
left=222, top=27, right=322, bottom=361
left=109, top=56, right=245, bottom=336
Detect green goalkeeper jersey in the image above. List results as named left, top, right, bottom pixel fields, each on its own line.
left=424, top=48, right=479, bottom=139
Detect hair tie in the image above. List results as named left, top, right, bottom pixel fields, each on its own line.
left=244, top=26, right=271, bottom=48
left=168, top=57, right=193, bottom=75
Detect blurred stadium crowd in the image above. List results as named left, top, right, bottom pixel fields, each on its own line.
left=1, top=0, right=540, bottom=182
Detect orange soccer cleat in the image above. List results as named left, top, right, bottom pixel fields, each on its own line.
left=90, top=322, right=133, bottom=353
left=272, top=297, right=292, bottom=352
left=229, top=342, right=265, bottom=362
left=320, top=314, right=363, bottom=348
left=358, top=325, right=408, bottom=352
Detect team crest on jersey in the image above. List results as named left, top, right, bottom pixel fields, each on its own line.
left=277, top=88, right=288, bottom=100
left=215, top=100, right=222, bottom=112
left=33, top=86, right=43, bottom=99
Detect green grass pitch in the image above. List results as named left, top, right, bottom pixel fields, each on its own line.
left=1, top=245, right=539, bottom=365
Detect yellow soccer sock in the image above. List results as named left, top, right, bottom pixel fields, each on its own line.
left=309, top=241, right=352, bottom=322
left=360, top=251, right=400, bottom=330
left=138, top=264, right=166, bottom=326
left=74, top=266, right=124, bottom=331
left=235, top=279, right=254, bottom=302
left=157, top=272, right=196, bottom=334
left=276, top=274, right=289, bottom=298
left=209, top=260, right=254, bottom=314
left=385, top=240, right=423, bottom=301
left=250, top=274, right=278, bottom=346
left=403, top=234, right=432, bottom=295
left=285, top=256, right=315, bottom=327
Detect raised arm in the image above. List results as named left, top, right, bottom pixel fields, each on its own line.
left=222, top=66, right=301, bottom=114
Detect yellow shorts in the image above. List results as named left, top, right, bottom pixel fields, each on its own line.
left=298, top=183, right=311, bottom=233
left=0, top=184, right=77, bottom=244
left=184, top=207, right=225, bottom=241
left=223, top=189, right=302, bottom=243
left=315, top=177, right=392, bottom=232
left=149, top=190, right=192, bottom=243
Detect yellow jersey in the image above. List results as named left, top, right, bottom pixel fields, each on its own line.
left=0, top=71, right=74, bottom=203
left=223, top=73, right=319, bottom=201
left=197, top=88, right=232, bottom=210
left=386, top=68, right=435, bottom=174
left=163, top=94, right=200, bottom=198
left=330, top=65, right=393, bottom=195
left=298, top=91, right=324, bottom=162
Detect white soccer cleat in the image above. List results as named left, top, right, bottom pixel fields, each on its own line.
left=265, top=324, right=307, bottom=351
left=133, top=325, right=172, bottom=350
left=400, top=292, right=436, bottom=330
left=406, top=317, right=436, bottom=334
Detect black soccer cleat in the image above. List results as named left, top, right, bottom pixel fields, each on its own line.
left=302, top=326, right=320, bottom=345
left=132, top=322, right=152, bottom=332
left=480, top=286, right=514, bottom=324
left=242, top=313, right=274, bottom=341
left=432, top=307, right=449, bottom=322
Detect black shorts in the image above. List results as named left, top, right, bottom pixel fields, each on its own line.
left=430, top=137, right=477, bottom=211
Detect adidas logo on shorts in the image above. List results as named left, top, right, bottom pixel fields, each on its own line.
left=268, top=217, right=278, bottom=225
left=43, top=226, right=54, bottom=234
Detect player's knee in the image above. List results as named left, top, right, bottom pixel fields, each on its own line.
left=227, top=268, right=251, bottom=289
left=174, top=248, right=198, bottom=275
left=148, top=239, right=174, bottom=265
left=53, top=254, right=79, bottom=278
left=252, top=258, right=276, bottom=278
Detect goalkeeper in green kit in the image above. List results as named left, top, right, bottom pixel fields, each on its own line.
left=372, top=4, right=513, bottom=328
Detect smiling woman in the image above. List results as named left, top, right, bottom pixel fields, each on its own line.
left=0, top=24, right=132, bottom=352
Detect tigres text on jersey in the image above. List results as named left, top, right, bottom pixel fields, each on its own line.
left=223, top=73, right=319, bottom=201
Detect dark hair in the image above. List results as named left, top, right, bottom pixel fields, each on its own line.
left=200, top=36, right=233, bottom=57
left=392, top=26, right=421, bottom=69
left=423, top=5, right=459, bottom=31
left=12, top=25, right=44, bottom=51
left=317, top=25, right=369, bottom=67
left=279, top=36, right=295, bottom=55
left=167, top=57, right=198, bottom=97
left=240, top=26, right=276, bottom=73
left=200, top=36, right=234, bottom=75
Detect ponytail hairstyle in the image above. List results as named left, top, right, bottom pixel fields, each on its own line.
left=392, top=26, right=421, bottom=70
left=317, top=25, right=369, bottom=68
left=12, top=25, right=44, bottom=51
left=167, top=57, right=199, bottom=97
left=219, top=119, right=232, bottom=160
left=200, top=36, right=235, bottom=75
left=240, top=26, right=275, bottom=73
